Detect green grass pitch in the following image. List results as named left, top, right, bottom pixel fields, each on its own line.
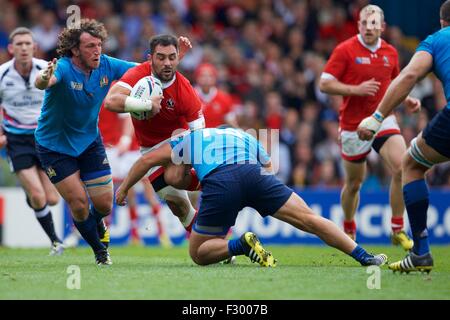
left=1, top=245, right=449, bottom=300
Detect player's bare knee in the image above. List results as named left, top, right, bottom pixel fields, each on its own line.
left=190, top=251, right=207, bottom=266
left=68, top=198, right=89, bottom=220
left=28, top=190, right=46, bottom=208
left=345, top=179, right=363, bottom=194
left=46, top=193, right=59, bottom=206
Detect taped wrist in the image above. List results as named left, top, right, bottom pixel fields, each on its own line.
left=372, top=111, right=385, bottom=122
left=124, top=96, right=152, bottom=112
left=39, top=69, right=50, bottom=81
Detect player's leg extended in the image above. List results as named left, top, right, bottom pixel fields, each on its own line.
left=159, top=186, right=197, bottom=232
left=341, top=159, right=366, bottom=240
left=38, top=168, right=60, bottom=206
left=55, top=172, right=109, bottom=263
left=80, top=137, right=114, bottom=253
left=389, top=134, right=448, bottom=273
left=16, top=166, right=63, bottom=254
left=36, top=141, right=109, bottom=264
left=272, top=193, right=387, bottom=266
left=189, top=232, right=229, bottom=265
left=378, top=134, right=413, bottom=250
left=84, top=173, right=114, bottom=249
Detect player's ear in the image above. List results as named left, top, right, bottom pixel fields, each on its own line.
left=7, top=43, right=13, bottom=56
left=381, top=22, right=386, bottom=33
left=71, top=47, right=80, bottom=57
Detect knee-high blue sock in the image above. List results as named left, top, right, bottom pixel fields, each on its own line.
left=403, top=179, right=430, bottom=255
left=350, top=245, right=373, bottom=265
left=228, top=238, right=246, bottom=256
left=73, top=214, right=105, bottom=253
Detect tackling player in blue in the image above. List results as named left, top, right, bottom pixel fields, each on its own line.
left=116, top=127, right=388, bottom=267
left=357, top=0, right=450, bottom=273
left=34, top=19, right=139, bottom=265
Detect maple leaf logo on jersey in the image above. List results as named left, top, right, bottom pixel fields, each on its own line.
left=166, top=98, right=175, bottom=110
left=383, top=56, right=390, bottom=67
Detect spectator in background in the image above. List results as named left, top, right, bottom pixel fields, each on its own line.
left=194, top=62, right=238, bottom=128
left=31, top=10, right=60, bottom=59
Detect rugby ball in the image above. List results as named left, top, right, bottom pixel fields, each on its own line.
left=129, top=76, right=163, bottom=119
left=130, top=75, right=163, bottom=100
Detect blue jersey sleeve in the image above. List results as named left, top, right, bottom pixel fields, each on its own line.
left=246, top=133, right=270, bottom=165
left=416, top=34, right=434, bottom=56
left=104, top=55, right=137, bottom=80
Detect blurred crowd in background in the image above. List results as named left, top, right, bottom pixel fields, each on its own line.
left=0, top=0, right=449, bottom=189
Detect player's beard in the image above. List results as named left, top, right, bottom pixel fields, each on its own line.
left=80, top=54, right=100, bottom=71
left=157, top=67, right=175, bottom=82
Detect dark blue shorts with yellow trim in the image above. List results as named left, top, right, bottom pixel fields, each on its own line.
left=35, top=135, right=111, bottom=184
left=193, top=164, right=293, bottom=236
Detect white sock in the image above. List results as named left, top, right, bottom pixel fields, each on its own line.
left=181, top=206, right=196, bottom=228
left=34, top=205, right=50, bottom=218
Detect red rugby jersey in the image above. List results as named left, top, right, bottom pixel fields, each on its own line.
left=117, top=61, right=204, bottom=147
left=323, top=35, right=400, bottom=131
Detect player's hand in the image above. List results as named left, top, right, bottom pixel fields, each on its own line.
left=41, top=58, right=57, bottom=81
left=149, top=94, right=163, bottom=117
left=404, top=96, right=421, bottom=114
left=178, top=36, right=192, bottom=60
left=355, top=78, right=380, bottom=96
left=0, top=134, right=7, bottom=149
left=115, top=186, right=128, bottom=206
left=357, top=113, right=383, bottom=140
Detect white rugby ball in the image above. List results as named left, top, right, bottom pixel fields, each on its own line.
left=130, top=75, right=163, bottom=100
left=129, top=76, right=163, bottom=119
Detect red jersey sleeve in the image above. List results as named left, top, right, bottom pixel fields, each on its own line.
left=323, top=44, right=349, bottom=80
left=117, top=62, right=151, bottom=90
left=177, top=74, right=204, bottom=122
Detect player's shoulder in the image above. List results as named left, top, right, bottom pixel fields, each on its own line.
left=55, top=56, right=70, bottom=69
left=216, top=89, right=233, bottom=102
left=174, top=70, right=192, bottom=86
left=122, top=61, right=151, bottom=79
left=0, top=59, right=14, bottom=75
left=380, top=39, right=398, bottom=55
left=32, top=57, right=48, bottom=69
left=427, top=27, right=450, bottom=44
left=335, top=35, right=359, bottom=51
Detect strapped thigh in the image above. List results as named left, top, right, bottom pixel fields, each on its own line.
left=83, top=172, right=113, bottom=196
left=408, top=137, right=434, bottom=169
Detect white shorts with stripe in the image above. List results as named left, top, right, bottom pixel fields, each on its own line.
left=340, top=115, right=401, bottom=162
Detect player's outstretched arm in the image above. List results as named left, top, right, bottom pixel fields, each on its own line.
left=357, top=51, right=433, bottom=140
left=35, top=58, right=57, bottom=90
left=116, top=143, right=172, bottom=205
